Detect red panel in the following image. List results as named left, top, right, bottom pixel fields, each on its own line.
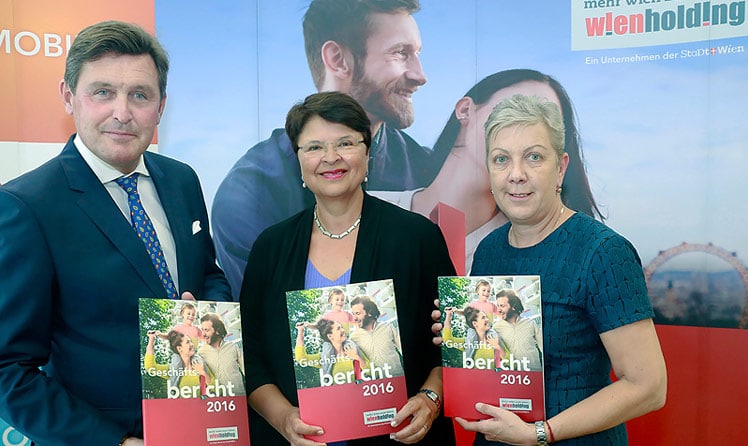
left=628, top=325, right=748, bottom=445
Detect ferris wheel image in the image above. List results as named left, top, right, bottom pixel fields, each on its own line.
left=644, top=242, right=748, bottom=329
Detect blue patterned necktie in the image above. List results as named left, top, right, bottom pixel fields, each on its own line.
left=115, top=173, right=178, bottom=299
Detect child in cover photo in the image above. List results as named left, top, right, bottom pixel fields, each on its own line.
left=468, top=279, right=501, bottom=324
left=321, top=287, right=355, bottom=332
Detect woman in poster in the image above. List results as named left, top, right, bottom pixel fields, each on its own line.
left=376, top=69, right=603, bottom=273
left=240, top=91, right=456, bottom=445
left=294, top=320, right=366, bottom=380
left=454, top=94, right=666, bottom=445
left=144, top=330, right=213, bottom=398
left=442, top=306, right=506, bottom=367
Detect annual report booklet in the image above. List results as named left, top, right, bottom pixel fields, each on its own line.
left=439, top=276, right=545, bottom=421
left=139, top=298, right=250, bottom=445
left=285, top=279, right=407, bottom=442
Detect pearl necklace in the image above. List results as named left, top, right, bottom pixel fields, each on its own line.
left=313, top=205, right=361, bottom=240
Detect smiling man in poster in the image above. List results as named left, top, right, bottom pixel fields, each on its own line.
left=211, top=0, right=445, bottom=299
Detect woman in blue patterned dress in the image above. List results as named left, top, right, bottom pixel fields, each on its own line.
left=440, top=94, right=667, bottom=445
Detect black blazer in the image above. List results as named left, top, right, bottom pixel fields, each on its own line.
left=240, top=192, right=456, bottom=445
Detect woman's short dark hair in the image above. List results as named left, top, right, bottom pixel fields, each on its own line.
left=285, top=91, right=372, bottom=153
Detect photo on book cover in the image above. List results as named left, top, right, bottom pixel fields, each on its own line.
left=285, top=279, right=407, bottom=442
left=138, top=298, right=250, bottom=445
left=439, top=275, right=545, bottom=422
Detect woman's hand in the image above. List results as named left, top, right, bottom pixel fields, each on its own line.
left=343, top=343, right=361, bottom=362
left=485, top=332, right=505, bottom=357
left=192, top=356, right=209, bottom=378
left=295, top=322, right=307, bottom=346
left=249, top=384, right=326, bottom=446
left=440, top=306, right=455, bottom=335
left=455, top=403, right=536, bottom=445
left=145, top=331, right=158, bottom=354
left=485, top=336, right=501, bottom=351
left=388, top=391, right=439, bottom=444
left=278, top=405, right=326, bottom=446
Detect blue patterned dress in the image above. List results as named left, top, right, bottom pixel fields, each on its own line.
left=471, top=212, right=654, bottom=445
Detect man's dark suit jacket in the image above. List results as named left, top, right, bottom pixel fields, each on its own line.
left=0, top=135, right=230, bottom=445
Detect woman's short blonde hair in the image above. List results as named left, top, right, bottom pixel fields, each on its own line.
left=484, top=94, right=565, bottom=162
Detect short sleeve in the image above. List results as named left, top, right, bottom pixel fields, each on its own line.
left=585, top=233, right=654, bottom=333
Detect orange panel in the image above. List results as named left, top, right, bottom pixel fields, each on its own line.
left=1, top=0, right=154, bottom=143
left=0, top=0, right=18, bottom=139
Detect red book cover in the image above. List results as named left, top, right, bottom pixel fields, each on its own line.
left=285, top=279, right=408, bottom=442
left=438, top=276, right=545, bottom=422
left=139, top=299, right=250, bottom=445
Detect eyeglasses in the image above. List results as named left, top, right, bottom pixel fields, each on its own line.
left=298, top=138, right=365, bottom=156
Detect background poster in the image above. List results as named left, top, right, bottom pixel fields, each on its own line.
left=156, top=0, right=748, bottom=330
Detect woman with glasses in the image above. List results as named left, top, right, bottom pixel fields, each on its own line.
left=240, top=91, right=456, bottom=445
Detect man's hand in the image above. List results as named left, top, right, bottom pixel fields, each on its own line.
left=181, top=291, right=196, bottom=300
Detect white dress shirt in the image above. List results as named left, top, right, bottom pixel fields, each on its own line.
left=74, top=135, right=180, bottom=290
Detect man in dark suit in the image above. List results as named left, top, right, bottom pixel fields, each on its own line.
left=0, top=21, right=230, bottom=446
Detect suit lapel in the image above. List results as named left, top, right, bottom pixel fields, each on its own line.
left=351, top=193, right=379, bottom=283
left=59, top=141, right=167, bottom=297
left=146, top=155, right=191, bottom=290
